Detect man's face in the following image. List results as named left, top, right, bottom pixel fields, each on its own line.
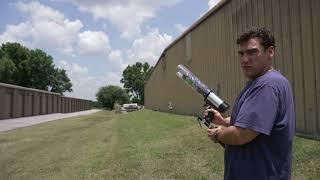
left=238, top=38, right=274, bottom=80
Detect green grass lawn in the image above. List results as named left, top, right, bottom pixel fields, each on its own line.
left=0, top=110, right=319, bottom=180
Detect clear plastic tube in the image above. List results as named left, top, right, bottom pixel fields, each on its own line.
left=176, top=64, right=230, bottom=114
left=176, top=64, right=210, bottom=97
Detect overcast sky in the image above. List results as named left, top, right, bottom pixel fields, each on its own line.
left=0, top=0, right=221, bottom=100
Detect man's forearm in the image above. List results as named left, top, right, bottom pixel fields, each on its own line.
left=220, top=117, right=231, bottom=127
left=217, top=125, right=258, bottom=145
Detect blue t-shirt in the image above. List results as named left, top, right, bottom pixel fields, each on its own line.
left=224, top=70, right=295, bottom=180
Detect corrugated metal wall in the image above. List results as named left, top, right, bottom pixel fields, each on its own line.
left=144, top=0, right=320, bottom=138
left=0, top=83, right=92, bottom=120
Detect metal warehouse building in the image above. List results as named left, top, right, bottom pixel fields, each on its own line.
left=144, top=0, right=320, bottom=138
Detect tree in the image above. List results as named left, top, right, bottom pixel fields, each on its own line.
left=21, top=49, right=56, bottom=89
left=0, top=49, right=4, bottom=58
left=1, top=42, right=29, bottom=66
left=0, top=42, right=72, bottom=94
left=91, top=101, right=102, bottom=108
left=0, top=57, right=17, bottom=84
left=96, top=85, right=129, bottom=110
left=50, top=68, right=72, bottom=94
left=0, top=42, right=30, bottom=86
left=120, top=62, right=153, bottom=104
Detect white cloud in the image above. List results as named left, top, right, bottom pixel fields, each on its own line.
left=197, top=0, right=222, bottom=19
left=126, top=28, right=173, bottom=65
left=57, top=61, right=121, bottom=100
left=14, top=1, right=83, bottom=55
left=108, top=50, right=123, bottom=62
left=106, top=49, right=128, bottom=74
left=56, top=60, right=89, bottom=86
left=0, top=1, right=116, bottom=58
left=208, top=0, right=221, bottom=10
left=0, top=22, right=32, bottom=46
left=174, top=24, right=187, bottom=34
left=77, top=30, right=111, bottom=55
left=70, top=0, right=181, bottom=40
left=16, top=1, right=65, bottom=22
left=0, top=1, right=83, bottom=56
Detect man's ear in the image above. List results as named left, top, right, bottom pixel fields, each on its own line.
left=267, top=46, right=275, bottom=58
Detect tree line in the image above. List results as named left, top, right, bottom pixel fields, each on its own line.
left=0, top=42, right=72, bottom=94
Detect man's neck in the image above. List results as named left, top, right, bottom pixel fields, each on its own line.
left=248, top=66, right=274, bottom=81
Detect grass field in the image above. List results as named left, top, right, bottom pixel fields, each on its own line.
left=0, top=110, right=319, bottom=180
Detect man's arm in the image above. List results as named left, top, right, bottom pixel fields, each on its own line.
left=222, top=117, right=231, bottom=126
left=205, top=108, right=258, bottom=145
left=208, top=126, right=259, bottom=145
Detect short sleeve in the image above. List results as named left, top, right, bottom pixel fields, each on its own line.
left=234, top=85, right=279, bottom=135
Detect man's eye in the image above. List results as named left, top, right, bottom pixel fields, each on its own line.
left=247, top=49, right=258, bottom=55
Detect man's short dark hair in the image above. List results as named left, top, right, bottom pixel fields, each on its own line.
left=236, top=27, right=275, bottom=50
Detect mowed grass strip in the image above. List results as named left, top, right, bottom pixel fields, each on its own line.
left=0, top=110, right=319, bottom=180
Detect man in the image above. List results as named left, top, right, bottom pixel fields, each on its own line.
left=206, top=28, right=295, bottom=180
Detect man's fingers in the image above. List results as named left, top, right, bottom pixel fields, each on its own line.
left=206, top=108, right=218, bottom=114
left=207, top=129, right=214, bottom=135
left=204, top=108, right=211, bottom=116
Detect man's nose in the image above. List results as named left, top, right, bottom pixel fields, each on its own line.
left=241, top=54, right=250, bottom=63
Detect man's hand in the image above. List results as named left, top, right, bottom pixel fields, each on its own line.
left=207, top=127, right=222, bottom=143
left=205, top=108, right=230, bottom=126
